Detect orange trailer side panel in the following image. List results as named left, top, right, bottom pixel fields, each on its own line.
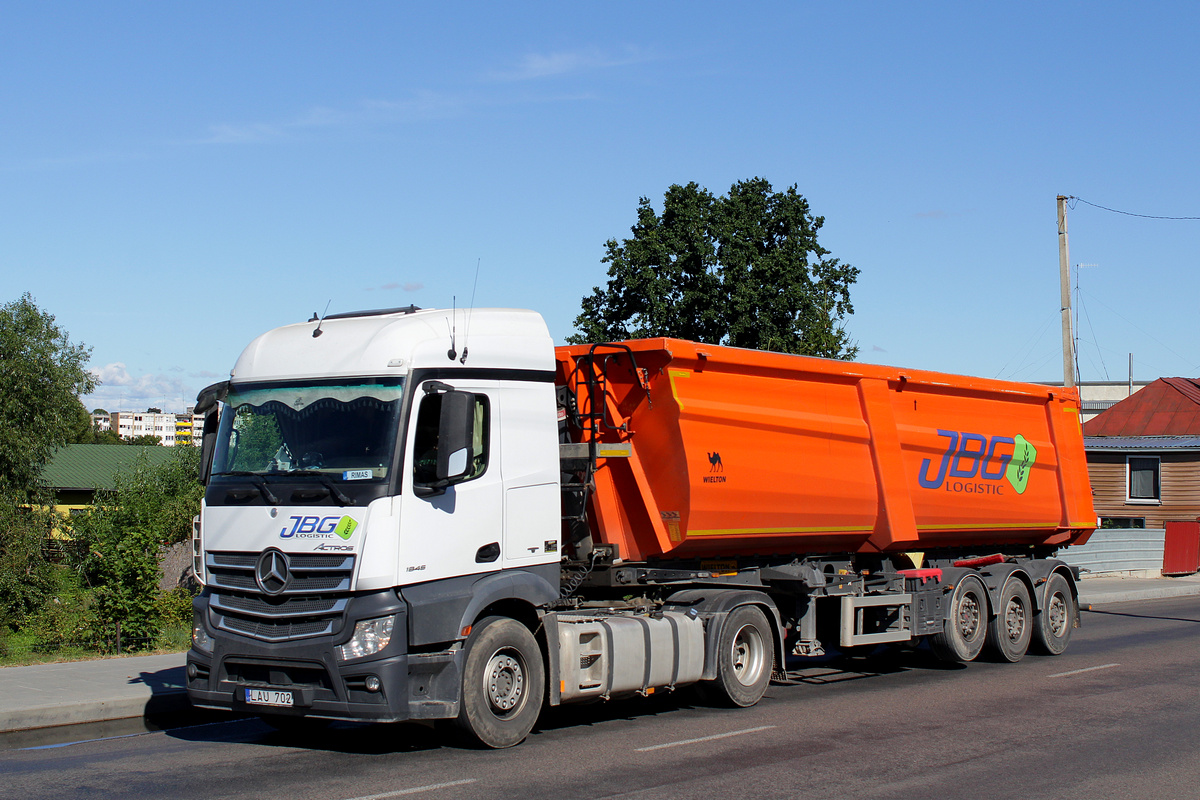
left=555, top=339, right=1095, bottom=562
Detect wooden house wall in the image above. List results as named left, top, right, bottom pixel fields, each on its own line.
left=1087, top=451, right=1200, bottom=528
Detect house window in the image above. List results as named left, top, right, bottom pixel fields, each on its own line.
left=1100, top=517, right=1146, bottom=528
left=1127, top=456, right=1160, bottom=502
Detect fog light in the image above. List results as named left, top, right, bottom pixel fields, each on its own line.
left=187, top=663, right=198, bottom=680
left=365, top=675, right=382, bottom=693
left=335, top=616, right=395, bottom=661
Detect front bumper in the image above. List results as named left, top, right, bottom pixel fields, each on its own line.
left=186, top=590, right=464, bottom=722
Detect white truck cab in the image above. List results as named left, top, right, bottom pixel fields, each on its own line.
left=187, top=307, right=564, bottom=734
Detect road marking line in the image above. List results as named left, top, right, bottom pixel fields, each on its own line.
left=341, top=778, right=477, bottom=800
left=635, top=725, right=776, bottom=752
left=1048, top=663, right=1120, bottom=678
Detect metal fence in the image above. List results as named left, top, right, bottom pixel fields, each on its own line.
left=1057, top=527, right=1166, bottom=574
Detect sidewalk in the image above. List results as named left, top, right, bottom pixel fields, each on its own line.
left=2, top=574, right=1199, bottom=748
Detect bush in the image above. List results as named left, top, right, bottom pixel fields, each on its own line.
left=67, top=446, right=203, bottom=649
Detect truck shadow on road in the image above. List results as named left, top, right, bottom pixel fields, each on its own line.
left=164, top=647, right=973, bottom=754
left=167, top=717, right=445, bottom=755
left=1084, top=607, right=1200, bottom=624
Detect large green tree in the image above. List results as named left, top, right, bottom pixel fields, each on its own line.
left=0, top=294, right=96, bottom=491
left=570, top=178, right=860, bottom=359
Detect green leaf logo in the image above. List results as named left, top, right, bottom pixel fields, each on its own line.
left=333, top=517, right=359, bottom=540
left=1006, top=434, right=1037, bottom=495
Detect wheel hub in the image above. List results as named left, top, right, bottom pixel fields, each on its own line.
left=485, top=652, right=524, bottom=713
left=1047, top=593, right=1067, bottom=637
left=731, top=624, right=765, bottom=686
left=1004, top=596, right=1026, bottom=642
left=957, top=594, right=981, bottom=638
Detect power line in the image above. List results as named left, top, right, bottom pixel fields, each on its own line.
left=1068, top=196, right=1200, bottom=221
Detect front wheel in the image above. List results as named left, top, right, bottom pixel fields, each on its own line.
left=706, top=605, right=774, bottom=707
left=451, top=616, right=545, bottom=749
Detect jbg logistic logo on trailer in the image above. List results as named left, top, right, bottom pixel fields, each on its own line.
left=918, top=430, right=1037, bottom=495
left=279, top=515, right=359, bottom=540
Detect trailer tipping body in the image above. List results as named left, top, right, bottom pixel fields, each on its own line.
left=555, top=338, right=1095, bottom=562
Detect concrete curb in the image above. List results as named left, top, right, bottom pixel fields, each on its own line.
left=1078, top=583, right=1200, bottom=605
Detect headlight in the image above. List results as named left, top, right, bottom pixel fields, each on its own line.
left=335, top=616, right=395, bottom=661
left=192, top=620, right=213, bottom=653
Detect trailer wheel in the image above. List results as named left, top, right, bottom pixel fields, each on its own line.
left=708, top=605, right=773, bottom=707
left=930, top=575, right=988, bottom=662
left=452, top=616, right=544, bottom=749
left=985, top=577, right=1032, bottom=662
left=1032, top=573, right=1075, bottom=656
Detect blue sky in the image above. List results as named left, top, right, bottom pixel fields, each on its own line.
left=3, top=2, right=1199, bottom=412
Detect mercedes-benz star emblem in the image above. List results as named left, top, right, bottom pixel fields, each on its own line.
left=256, top=549, right=290, bottom=595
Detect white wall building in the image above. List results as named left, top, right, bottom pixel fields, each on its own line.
left=105, top=410, right=204, bottom=446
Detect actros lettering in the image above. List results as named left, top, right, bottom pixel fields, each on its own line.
left=919, top=429, right=1014, bottom=492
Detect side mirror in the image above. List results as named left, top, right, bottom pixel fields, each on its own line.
left=413, top=386, right=477, bottom=497
left=198, top=407, right=221, bottom=485
left=194, top=381, right=228, bottom=486
left=436, top=390, right=475, bottom=482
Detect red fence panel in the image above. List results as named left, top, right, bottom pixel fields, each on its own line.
left=1162, top=520, right=1200, bottom=576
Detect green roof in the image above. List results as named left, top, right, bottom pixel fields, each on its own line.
left=41, top=444, right=178, bottom=491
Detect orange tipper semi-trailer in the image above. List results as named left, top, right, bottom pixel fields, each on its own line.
left=186, top=307, right=1096, bottom=749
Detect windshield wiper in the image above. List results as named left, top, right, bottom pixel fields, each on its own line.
left=285, top=471, right=355, bottom=506
left=216, top=471, right=282, bottom=505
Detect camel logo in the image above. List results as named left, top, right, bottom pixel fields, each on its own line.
left=704, top=452, right=726, bottom=484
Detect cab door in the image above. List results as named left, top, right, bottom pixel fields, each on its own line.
left=396, top=379, right=504, bottom=583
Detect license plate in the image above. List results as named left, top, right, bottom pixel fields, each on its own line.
left=244, top=688, right=294, bottom=707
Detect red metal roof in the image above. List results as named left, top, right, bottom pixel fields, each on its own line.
left=1084, top=378, right=1200, bottom=436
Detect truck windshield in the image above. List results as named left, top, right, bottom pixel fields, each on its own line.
left=212, top=378, right=405, bottom=481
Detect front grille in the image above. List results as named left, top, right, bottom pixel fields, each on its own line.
left=206, top=550, right=355, bottom=643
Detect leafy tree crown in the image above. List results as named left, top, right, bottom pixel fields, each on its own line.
left=569, top=178, right=859, bottom=360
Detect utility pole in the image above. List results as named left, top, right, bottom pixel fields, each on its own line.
left=1058, top=195, right=1075, bottom=388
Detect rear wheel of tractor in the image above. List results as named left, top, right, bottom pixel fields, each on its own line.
left=452, top=616, right=544, bottom=749
left=1032, top=573, right=1076, bottom=656
left=985, top=577, right=1032, bottom=662
left=930, top=574, right=989, bottom=662
left=707, top=605, right=774, bottom=707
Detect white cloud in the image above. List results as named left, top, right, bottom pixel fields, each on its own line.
left=86, top=363, right=199, bottom=412
left=196, top=94, right=465, bottom=145
left=487, top=47, right=647, bottom=82
left=367, top=281, right=423, bottom=292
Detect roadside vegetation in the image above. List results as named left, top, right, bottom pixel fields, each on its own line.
left=0, top=294, right=201, bottom=666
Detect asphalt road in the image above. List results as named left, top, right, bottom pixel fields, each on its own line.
left=4, top=596, right=1199, bottom=800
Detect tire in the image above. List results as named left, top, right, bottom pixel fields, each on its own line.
left=930, top=574, right=988, bottom=662
left=706, top=605, right=773, bottom=707
left=451, top=616, right=545, bottom=749
left=985, top=576, right=1033, bottom=663
left=1032, top=573, right=1076, bottom=656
